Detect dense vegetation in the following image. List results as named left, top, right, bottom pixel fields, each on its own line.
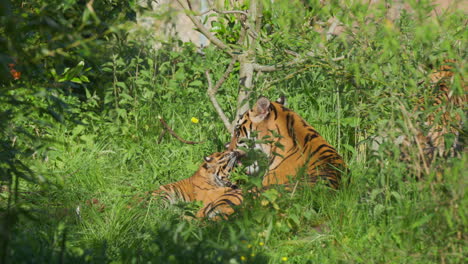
left=1, top=0, right=466, bottom=263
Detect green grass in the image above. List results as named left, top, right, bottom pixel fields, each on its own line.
left=1, top=1, right=466, bottom=263
left=6, top=93, right=465, bottom=263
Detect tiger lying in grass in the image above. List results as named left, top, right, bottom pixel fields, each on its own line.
left=228, top=96, right=347, bottom=189
left=152, top=150, right=243, bottom=219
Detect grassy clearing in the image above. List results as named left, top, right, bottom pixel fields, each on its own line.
left=1, top=1, right=466, bottom=263
left=8, top=94, right=466, bottom=263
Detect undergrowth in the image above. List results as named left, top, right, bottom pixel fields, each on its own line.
left=1, top=1, right=466, bottom=263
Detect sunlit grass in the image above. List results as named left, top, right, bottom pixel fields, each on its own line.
left=2, top=2, right=466, bottom=263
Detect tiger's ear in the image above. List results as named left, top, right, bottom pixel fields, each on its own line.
left=276, top=96, right=286, bottom=105
left=204, top=156, right=213, bottom=162
left=252, top=97, right=270, bottom=123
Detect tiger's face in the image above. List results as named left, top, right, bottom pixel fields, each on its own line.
left=201, top=150, right=242, bottom=188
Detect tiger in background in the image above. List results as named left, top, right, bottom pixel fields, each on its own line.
left=228, top=96, right=347, bottom=189
left=418, top=60, right=466, bottom=161
left=398, top=59, right=466, bottom=174
left=151, top=150, right=243, bottom=219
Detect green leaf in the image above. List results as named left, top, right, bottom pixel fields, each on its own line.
left=70, top=77, right=82, bottom=84
left=262, top=189, right=279, bottom=203
left=116, top=82, right=128, bottom=90
left=342, top=144, right=356, bottom=155
left=189, top=80, right=203, bottom=87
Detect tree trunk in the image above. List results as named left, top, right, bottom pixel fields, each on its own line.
left=232, top=0, right=262, bottom=126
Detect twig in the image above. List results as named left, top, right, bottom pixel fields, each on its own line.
left=253, top=58, right=304, bottom=72
left=157, top=129, right=167, bottom=144
left=205, top=60, right=236, bottom=132
left=158, top=118, right=204, bottom=145
left=326, top=17, right=341, bottom=41
left=176, top=0, right=233, bottom=56
left=198, top=8, right=248, bottom=17
left=290, top=180, right=300, bottom=198
left=214, top=59, right=237, bottom=93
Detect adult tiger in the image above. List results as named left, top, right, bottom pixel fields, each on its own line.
left=228, top=96, right=347, bottom=189
left=152, top=150, right=243, bottom=219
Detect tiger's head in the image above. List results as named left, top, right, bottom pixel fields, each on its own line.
left=201, top=150, right=243, bottom=188
left=229, top=96, right=286, bottom=149
left=227, top=96, right=286, bottom=174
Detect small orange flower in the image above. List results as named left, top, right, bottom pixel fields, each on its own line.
left=8, top=63, right=21, bottom=80
left=10, top=69, right=21, bottom=80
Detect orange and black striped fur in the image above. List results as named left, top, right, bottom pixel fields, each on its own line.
left=418, top=60, right=466, bottom=160
left=152, top=150, right=243, bottom=219
left=228, top=96, right=347, bottom=189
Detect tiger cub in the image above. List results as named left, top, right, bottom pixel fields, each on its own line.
left=228, top=96, right=347, bottom=189
left=152, top=150, right=243, bottom=219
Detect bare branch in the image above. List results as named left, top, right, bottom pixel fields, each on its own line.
left=198, top=9, right=248, bottom=17
left=284, top=49, right=300, bottom=57
left=237, top=25, right=247, bottom=45
left=157, top=129, right=167, bottom=144
left=326, top=17, right=341, bottom=41
left=214, top=59, right=237, bottom=93
left=253, top=63, right=282, bottom=72
left=253, top=60, right=302, bottom=72
left=176, top=0, right=233, bottom=56
left=247, top=0, right=262, bottom=56
left=158, top=118, right=204, bottom=145
left=205, top=61, right=236, bottom=132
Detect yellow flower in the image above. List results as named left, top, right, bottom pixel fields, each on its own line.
left=191, top=117, right=199, bottom=124
left=282, top=257, right=288, bottom=261
left=247, top=244, right=252, bottom=248
left=240, top=256, right=247, bottom=261
left=259, top=242, right=264, bottom=246
left=250, top=253, right=256, bottom=257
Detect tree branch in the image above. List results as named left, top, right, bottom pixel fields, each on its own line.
left=326, top=17, right=341, bottom=41
left=176, top=0, right=233, bottom=56
left=198, top=9, right=249, bottom=17
left=205, top=59, right=237, bottom=132
left=247, top=0, right=262, bottom=56
left=158, top=118, right=204, bottom=145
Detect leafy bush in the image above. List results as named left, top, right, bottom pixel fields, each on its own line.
left=0, top=0, right=466, bottom=263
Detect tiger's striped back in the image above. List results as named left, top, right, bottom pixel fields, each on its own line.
left=229, top=96, right=347, bottom=189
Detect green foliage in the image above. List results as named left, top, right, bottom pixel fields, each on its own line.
left=1, top=0, right=466, bottom=263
